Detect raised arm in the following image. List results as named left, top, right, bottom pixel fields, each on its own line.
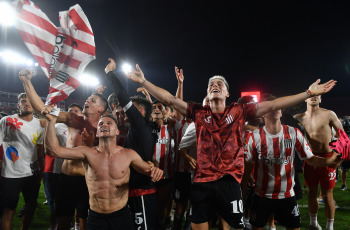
left=174, top=66, right=184, bottom=121
left=129, top=149, right=163, bottom=182
left=256, top=79, right=336, bottom=117
left=19, top=68, right=70, bottom=123
left=44, top=114, right=86, bottom=160
left=124, top=64, right=188, bottom=116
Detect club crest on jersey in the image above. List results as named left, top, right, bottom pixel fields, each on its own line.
left=225, top=114, right=234, bottom=124
left=204, top=116, right=211, bottom=123
left=262, top=155, right=290, bottom=166
left=284, top=139, right=292, bottom=148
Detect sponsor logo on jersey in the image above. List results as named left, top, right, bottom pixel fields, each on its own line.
left=262, top=155, right=291, bottom=166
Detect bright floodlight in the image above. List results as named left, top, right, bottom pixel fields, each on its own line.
left=26, top=59, right=33, bottom=66
left=34, top=62, right=39, bottom=67
left=79, top=73, right=99, bottom=87
left=0, top=2, right=16, bottom=26
left=122, top=63, right=132, bottom=74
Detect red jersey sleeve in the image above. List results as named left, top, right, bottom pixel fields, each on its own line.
left=187, top=102, right=204, bottom=121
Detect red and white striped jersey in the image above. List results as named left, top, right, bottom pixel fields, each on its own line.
left=14, top=0, right=95, bottom=106
left=245, top=125, right=313, bottom=199
left=173, top=119, right=190, bottom=172
left=154, top=125, right=174, bottom=179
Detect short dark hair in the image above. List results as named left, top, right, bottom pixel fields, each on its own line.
left=68, top=103, right=83, bottom=112
left=237, top=96, right=255, bottom=105
left=152, top=100, right=166, bottom=107
left=92, top=93, right=108, bottom=113
left=107, top=93, right=118, bottom=111
left=260, top=94, right=277, bottom=102
left=100, top=114, right=119, bottom=127
left=131, top=95, right=152, bottom=120
left=18, top=93, right=27, bottom=102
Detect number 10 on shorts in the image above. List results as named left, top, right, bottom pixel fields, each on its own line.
left=231, top=200, right=243, bottom=213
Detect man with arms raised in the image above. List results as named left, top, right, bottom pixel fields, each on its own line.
left=294, top=93, right=343, bottom=230
left=43, top=111, right=163, bottom=229
left=241, top=94, right=342, bottom=230
left=19, top=68, right=107, bottom=230
left=123, top=64, right=335, bottom=230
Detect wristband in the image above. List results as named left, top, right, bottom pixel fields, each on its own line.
left=140, top=79, right=146, bottom=86
left=305, top=89, right=313, bottom=98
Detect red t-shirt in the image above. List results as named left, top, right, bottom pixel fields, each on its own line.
left=187, top=102, right=256, bottom=183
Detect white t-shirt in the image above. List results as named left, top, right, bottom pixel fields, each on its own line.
left=0, top=114, right=44, bottom=178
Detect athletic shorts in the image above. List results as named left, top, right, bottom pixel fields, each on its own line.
left=304, top=153, right=337, bottom=190
left=1, top=175, right=40, bottom=209
left=87, top=206, right=135, bottom=230
left=173, top=172, right=191, bottom=202
left=55, top=173, right=89, bottom=219
left=250, top=195, right=300, bottom=228
left=340, top=160, right=350, bottom=172
left=44, top=172, right=59, bottom=212
left=128, top=192, right=158, bottom=230
left=190, top=175, right=245, bottom=229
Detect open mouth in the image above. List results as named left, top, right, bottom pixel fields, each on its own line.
left=84, top=105, right=90, bottom=109
left=211, top=89, right=220, bottom=93
left=101, top=129, right=109, bottom=133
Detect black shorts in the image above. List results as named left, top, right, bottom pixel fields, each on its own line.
left=1, top=175, right=40, bottom=209
left=128, top=192, right=158, bottom=230
left=55, top=173, right=89, bottom=219
left=190, top=175, right=245, bottom=229
left=340, top=160, right=350, bottom=172
left=87, top=206, right=135, bottom=230
left=250, top=195, right=301, bottom=228
left=173, top=172, right=191, bottom=202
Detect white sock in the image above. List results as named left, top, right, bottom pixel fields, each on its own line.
left=326, top=218, right=334, bottom=230
left=75, top=223, right=80, bottom=230
left=267, top=226, right=276, bottom=230
left=309, top=213, right=318, bottom=226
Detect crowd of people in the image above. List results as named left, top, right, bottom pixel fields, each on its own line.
left=0, top=58, right=348, bottom=230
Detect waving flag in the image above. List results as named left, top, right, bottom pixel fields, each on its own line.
left=14, top=0, right=95, bottom=107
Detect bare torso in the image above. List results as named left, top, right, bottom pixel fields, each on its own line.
left=83, top=146, right=131, bottom=213
left=61, top=114, right=97, bottom=176
left=294, top=108, right=334, bottom=154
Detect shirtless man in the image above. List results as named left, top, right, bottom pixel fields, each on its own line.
left=19, top=68, right=107, bottom=230
left=123, top=64, right=336, bottom=230
left=43, top=112, right=163, bottom=229
left=294, top=94, right=343, bottom=230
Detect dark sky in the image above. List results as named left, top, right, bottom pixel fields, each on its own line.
left=1, top=0, right=350, bottom=116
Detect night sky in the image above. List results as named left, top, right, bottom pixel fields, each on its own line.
left=1, top=0, right=350, bottom=116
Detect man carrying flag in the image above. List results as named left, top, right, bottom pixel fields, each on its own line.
left=15, top=1, right=98, bottom=229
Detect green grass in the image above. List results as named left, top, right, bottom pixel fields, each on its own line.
left=11, top=170, right=350, bottom=229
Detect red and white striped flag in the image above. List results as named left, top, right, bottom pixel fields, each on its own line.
left=14, top=0, right=95, bottom=108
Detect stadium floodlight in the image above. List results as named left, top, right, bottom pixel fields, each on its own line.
left=122, top=63, right=132, bottom=74
left=34, top=62, right=39, bottom=66
left=26, top=59, right=33, bottom=66
left=0, top=49, right=36, bottom=67
left=0, top=2, right=16, bottom=27
left=79, top=73, right=100, bottom=87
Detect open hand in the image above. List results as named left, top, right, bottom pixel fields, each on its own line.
left=148, top=166, right=163, bottom=182
left=125, top=64, right=145, bottom=84
left=309, top=79, right=336, bottom=96
left=175, top=66, right=184, bottom=83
